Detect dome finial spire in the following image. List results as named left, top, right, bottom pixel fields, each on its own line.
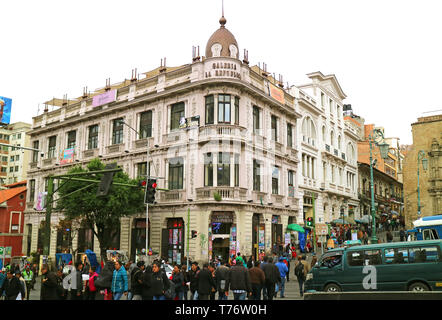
left=219, top=0, right=226, bottom=27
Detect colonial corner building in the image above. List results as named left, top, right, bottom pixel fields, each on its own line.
left=403, top=114, right=442, bottom=228
left=23, top=14, right=360, bottom=264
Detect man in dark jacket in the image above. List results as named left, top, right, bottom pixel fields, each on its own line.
left=214, top=260, right=230, bottom=300
left=226, top=257, right=252, bottom=300
left=188, top=262, right=200, bottom=300
left=40, top=264, right=59, bottom=300
left=131, top=261, right=145, bottom=300
left=151, top=261, right=170, bottom=300
left=141, top=265, right=153, bottom=300
left=196, top=263, right=215, bottom=300
left=261, top=256, right=281, bottom=300
left=1, top=270, right=24, bottom=300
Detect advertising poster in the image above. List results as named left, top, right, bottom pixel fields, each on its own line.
left=60, top=148, right=75, bottom=165
left=92, top=89, right=117, bottom=107
left=0, top=96, right=12, bottom=124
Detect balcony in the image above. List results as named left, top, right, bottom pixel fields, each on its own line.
left=251, top=190, right=267, bottom=203
left=134, top=137, right=154, bottom=149
left=83, top=148, right=99, bottom=159
left=196, top=186, right=247, bottom=202
left=199, top=124, right=247, bottom=144
left=106, top=144, right=123, bottom=154
left=159, top=189, right=185, bottom=202
left=43, top=158, right=56, bottom=167
left=30, top=162, right=38, bottom=169
left=162, top=130, right=187, bottom=144
left=270, top=194, right=284, bottom=205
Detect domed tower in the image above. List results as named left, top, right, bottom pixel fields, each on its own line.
left=205, top=14, right=239, bottom=59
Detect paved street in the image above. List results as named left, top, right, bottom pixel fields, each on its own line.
left=28, top=255, right=311, bottom=301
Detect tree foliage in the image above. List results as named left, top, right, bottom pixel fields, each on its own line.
left=55, top=158, right=145, bottom=260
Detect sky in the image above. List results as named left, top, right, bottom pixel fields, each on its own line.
left=1, top=0, right=441, bottom=145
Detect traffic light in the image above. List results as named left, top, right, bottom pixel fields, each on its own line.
left=306, top=217, right=313, bottom=227
left=145, top=179, right=157, bottom=204
left=191, top=230, right=197, bottom=238
left=97, top=163, right=117, bottom=196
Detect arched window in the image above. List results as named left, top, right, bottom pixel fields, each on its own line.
left=347, top=143, right=355, bottom=163
left=330, top=130, right=335, bottom=147
left=338, top=135, right=342, bottom=150
left=322, top=126, right=326, bottom=142
left=302, top=117, right=317, bottom=146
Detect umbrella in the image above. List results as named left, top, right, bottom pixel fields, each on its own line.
left=356, top=215, right=371, bottom=224
left=287, top=223, right=305, bottom=233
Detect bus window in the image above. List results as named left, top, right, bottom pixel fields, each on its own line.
left=347, top=250, right=382, bottom=266
left=423, top=229, right=438, bottom=240
left=347, top=251, right=364, bottom=266
left=385, top=248, right=408, bottom=264
left=320, top=253, right=343, bottom=268
left=409, top=246, right=440, bottom=263
left=364, top=250, right=382, bottom=265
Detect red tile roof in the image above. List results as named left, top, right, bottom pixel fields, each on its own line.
left=3, top=180, right=27, bottom=188
left=0, top=186, right=27, bottom=204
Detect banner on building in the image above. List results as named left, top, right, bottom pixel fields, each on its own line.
left=268, top=83, right=285, bottom=105
left=92, top=89, right=117, bottom=107
left=60, top=148, right=75, bottom=165
left=0, top=96, right=12, bottom=124
left=35, top=192, right=47, bottom=211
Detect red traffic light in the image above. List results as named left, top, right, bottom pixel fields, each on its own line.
left=141, top=180, right=147, bottom=187
left=152, top=182, right=157, bottom=189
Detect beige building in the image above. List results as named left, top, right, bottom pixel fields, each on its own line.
left=0, top=122, right=32, bottom=186
left=403, top=114, right=442, bottom=228
left=24, top=15, right=309, bottom=264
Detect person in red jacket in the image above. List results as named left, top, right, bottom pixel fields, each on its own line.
left=85, top=266, right=98, bottom=300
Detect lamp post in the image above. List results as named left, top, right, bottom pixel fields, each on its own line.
left=417, top=150, right=428, bottom=216
left=368, top=128, right=390, bottom=244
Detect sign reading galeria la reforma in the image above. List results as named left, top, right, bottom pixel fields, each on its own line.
left=0, top=96, right=12, bottom=124
left=204, top=58, right=241, bottom=80
left=92, top=89, right=117, bottom=107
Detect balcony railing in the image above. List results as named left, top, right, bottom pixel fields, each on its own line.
left=159, top=189, right=185, bottom=202
left=325, top=144, right=331, bottom=152
left=199, top=124, right=247, bottom=142
left=334, top=149, right=339, bottom=156
left=196, top=187, right=247, bottom=201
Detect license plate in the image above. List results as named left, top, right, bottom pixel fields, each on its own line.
left=436, top=282, right=442, bottom=287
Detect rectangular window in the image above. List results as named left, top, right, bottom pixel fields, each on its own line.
left=1, top=156, right=7, bottom=162
left=409, top=246, right=440, bottom=263
left=17, top=133, right=21, bottom=139
left=1, top=167, right=6, bottom=173
left=15, top=155, right=19, bottom=161
left=67, top=130, right=76, bottom=149
left=32, top=140, right=39, bottom=163
left=329, top=99, right=333, bottom=114
left=253, top=106, right=260, bottom=134
left=10, top=156, right=14, bottom=162
left=347, top=250, right=382, bottom=266
left=287, top=123, right=293, bottom=148
left=288, top=170, right=294, bottom=197
left=253, top=160, right=260, bottom=191
left=272, top=166, right=279, bottom=195
left=321, top=92, right=326, bottom=107
left=234, top=97, right=239, bottom=125
left=139, top=111, right=153, bottom=138
left=205, top=95, right=214, bottom=125
left=170, top=102, right=185, bottom=131
left=234, top=154, right=239, bottom=187
left=88, top=125, right=99, bottom=150
left=15, top=166, right=18, bottom=172
left=48, top=136, right=56, bottom=158
left=112, top=118, right=124, bottom=145
left=204, top=153, right=213, bottom=187
left=9, top=167, right=13, bottom=173
left=137, top=162, right=150, bottom=179
left=29, top=179, right=36, bottom=202
left=169, top=158, right=184, bottom=190
left=218, top=94, right=231, bottom=123
left=271, top=115, right=278, bottom=141
left=384, top=248, right=409, bottom=264
left=217, top=152, right=230, bottom=186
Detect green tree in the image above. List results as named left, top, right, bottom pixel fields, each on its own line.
left=56, top=158, right=145, bottom=261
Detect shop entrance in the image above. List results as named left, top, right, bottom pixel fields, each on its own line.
left=271, top=215, right=283, bottom=255
left=161, top=218, right=184, bottom=265
left=252, top=213, right=265, bottom=261
left=209, top=212, right=235, bottom=262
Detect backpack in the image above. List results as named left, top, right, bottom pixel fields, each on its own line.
left=295, top=262, right=304, bottom=278
left=164, top=280, right=175, bottom=300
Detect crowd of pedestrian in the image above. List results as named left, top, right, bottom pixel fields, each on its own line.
left=0, top=262, right=38, bottom=300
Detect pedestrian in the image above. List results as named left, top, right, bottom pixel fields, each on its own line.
left=209, top=263, right=217, bottom=300
left=95, top=260, right=114, bottom=300
left=0, top=269, right=6, bottom=300
left=69, top=262, right=84, bottom=300
left=181, top=264, right=189, bottom=300
left=226, top=256, right=252, bottom=300
left=40, top=264, right=58, bottom=300
left=22, top=265, right=33, bottom=300
left=275, top=257, right=288, bottom=298
left=31, top=263, right=38, bottom=290
left=15, top=271, right=27, bottom=300
left=196, top=263, right=215, bottom=300
left=387, top=230, right=393, bottom=243
left=125, top=261, right=133, bottom=300
left=294, top=255, right=310, bottom=297
left=310, top=254, right=318, bottom=269
left=259, top=256, right=268, bottom=300
left=130, top=261, right=145, bottom=300
left=214, top=260, right=230, bottom=300
left=85, top=266, right=99, bottom=300
left=56, top=268, right=67, bottom=300
left=189, top=261, right=200, bottom=300
left=141, top=265, right=153, bottom=300
left=171, top=264, right=185, bottom=300
left=363, top=231, right=369, bottom=245
left=284, top=255, right=291, bottom=282
left=248, top=260, right=265, bottom=300
left=151, top=261, right=170, bottom=300
left=399, top=228, right=406, bottom=242
left=1, top=270, right=23, bottom=300
left=111, top=260, right=128, bottom=300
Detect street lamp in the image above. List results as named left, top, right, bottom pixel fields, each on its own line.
left=417, top=150, right=428, bottom=216
left=368, top=128, right=389, bottom=244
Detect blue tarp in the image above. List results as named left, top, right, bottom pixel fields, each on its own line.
left=299, top=229, right=310, bottom=253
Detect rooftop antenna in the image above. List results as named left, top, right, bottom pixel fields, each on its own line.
left=82, top=87, right=88, bottom=99
left=131, top=68, right=137, bottom=82
left=105, top=78, right=111, bottom=91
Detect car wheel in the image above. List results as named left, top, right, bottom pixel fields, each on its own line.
left=324, top=283, right=342, bottom=292
left=408, top=282, right=430, bottom=292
